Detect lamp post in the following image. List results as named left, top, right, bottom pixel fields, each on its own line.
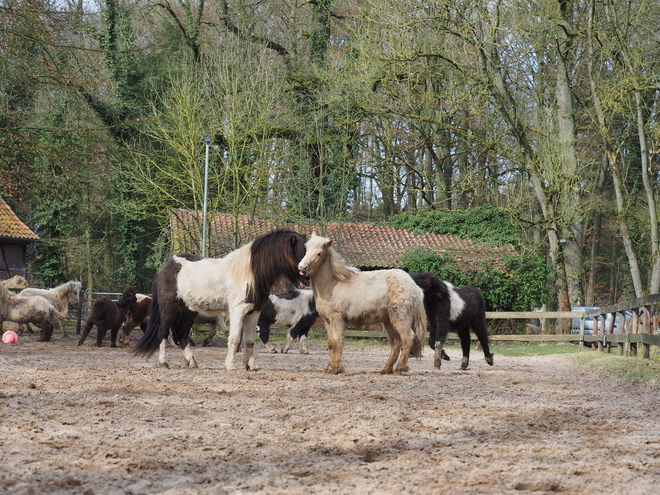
left=202, top=135, right=211, bottom=258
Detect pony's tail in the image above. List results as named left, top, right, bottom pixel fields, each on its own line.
left=50, top=306, right=68, bottom=322
left=410, top=294, right=427, bottom=358
left=133, top=286, right=162, bottom=358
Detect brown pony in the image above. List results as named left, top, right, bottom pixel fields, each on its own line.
left=78, top=287, right=137, bottom=347
left=134, top=229, right=307, bottom=370
left=298, top=233, right=427, bottom=374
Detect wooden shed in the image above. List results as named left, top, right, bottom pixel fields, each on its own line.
left=0, top=196, right=39, bottom=281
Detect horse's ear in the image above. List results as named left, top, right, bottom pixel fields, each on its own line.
left=290, top=234, right=298, bottom=246
left=311, top=231, right=317, bottom=238
left=324, top=239, right=333, bottom=248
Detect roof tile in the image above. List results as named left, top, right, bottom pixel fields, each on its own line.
left=0, top=197, right=39, bottom=241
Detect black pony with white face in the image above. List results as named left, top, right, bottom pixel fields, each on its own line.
left=412, top=272, right=494, bottom=371
left=134, top=229, right=307, bottom=370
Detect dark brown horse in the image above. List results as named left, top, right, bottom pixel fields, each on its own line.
left=78, top=287, right=137, bottom=347
left=134, top=229, right=307, bottom=370
left=412, top=272, right=493, bottom=371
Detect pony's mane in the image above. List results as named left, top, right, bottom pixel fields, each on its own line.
left=328, top=246, right=359, bottom=282
left=244, top=229, right=306, bottom=305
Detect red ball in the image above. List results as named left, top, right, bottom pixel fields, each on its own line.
left=2, top=330, right=18, bottom=344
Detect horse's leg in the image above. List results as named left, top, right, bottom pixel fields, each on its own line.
left=78, top=319, right=95, bottom=345
left=282, top=330, right=294, bottom=354
left=59, top=316, right=69, bottom=339
left=380, top=322, right=402, bottom=374
left=95, top=323, right=107, bottom=347
left=458, top=328, right=471, bottom=370
left=158, top=339, right=169, bottom=368
left=472, top=317, right=494, bottom=366
left=120, top=321, right=132, bottom=347
left=110, top=323, right=122, bottom=348
left=298, top=334, right=309, bottom=355
left=259, top=322, right=277, bottom=353
left=174, top=312, right=199, bottom=369
left=434, top=341, right=445, bottom=371
left=39, top=321, right=55, bottom=342
left=203, top=321, right=217, bottom=347
left=225, top=307, right=246, bottom=371
left=241, top=310, right=262, bottom=371
left=325, top=319, right=345, bottom=374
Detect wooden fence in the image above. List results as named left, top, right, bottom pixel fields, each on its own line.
left=68, top=291, right=660, bottom=359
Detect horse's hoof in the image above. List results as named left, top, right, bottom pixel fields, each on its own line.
left=442, top=350, right=450, bottom=361
left=461, top=358, right=469, bottom=370
left=188, top=362, right=198, bottom=369
left=380, top=368, right=393, bottom=375
left=159, top=362, right=170, bottom=368
left=300, top=350, right=309, bottom=355
left=485, top=357, right=494, bottom=366
left=325, top=366, right=344, bottom=375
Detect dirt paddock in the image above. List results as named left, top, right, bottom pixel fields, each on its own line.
left=1, top=334, right=659, bottom=495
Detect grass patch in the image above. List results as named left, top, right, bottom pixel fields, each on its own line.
left=490, top=342, right=581, bottom=357
left=574, top=350, right=660, bottom=388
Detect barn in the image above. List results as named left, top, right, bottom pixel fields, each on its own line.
left=0, top=196, right=39, bottom=282
left=168, top=209, right=515, bottom=270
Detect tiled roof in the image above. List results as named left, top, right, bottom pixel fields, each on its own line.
left=0, top=196, right=39, bottom=241
left=170, top=210, right=516, bottom=269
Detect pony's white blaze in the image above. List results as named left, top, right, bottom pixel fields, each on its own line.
left=445, top=283, right=466, bottom=321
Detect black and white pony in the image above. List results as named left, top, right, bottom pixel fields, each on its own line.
left=411, top=272, right=494, bottom=371
left=134, top=229, right=307, bottom=370
left=257, top=289, right=318, bottom=354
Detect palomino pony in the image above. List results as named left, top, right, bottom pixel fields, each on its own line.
left=78, top=286, right=137, bottom=347
left=257, top=289, right=318, bottom=354
left=411, top=272, right=494, bottom=371
left=298, top=234, right=427, bottom=374
left=134, top=229, right=307, bottom=370
left=0, top=283, right=67, bottom=341
left=20, top=281, right=82, bottom=338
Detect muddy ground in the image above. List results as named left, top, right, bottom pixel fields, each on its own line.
left=1, top=332, right=659, bottom=495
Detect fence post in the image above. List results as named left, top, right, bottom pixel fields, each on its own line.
left=643, top=305, right=651, bottom=359
left=630, top=310, right=639, bottom=357
left=76, top=289, right=84, bottom=335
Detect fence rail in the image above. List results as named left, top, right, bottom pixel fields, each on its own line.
left=67, top=290, right=660, bottom=359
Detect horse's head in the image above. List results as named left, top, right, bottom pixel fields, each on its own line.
left=298, top=233, right=333, bottom=278
left=119, top=286, right=138, bottom=311
left=249, top=229, right=307, bottom=302
left=69, top=281, right=83, bottom=303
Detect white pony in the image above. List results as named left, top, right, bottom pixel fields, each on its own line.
left=298, top=233, right=427, bottom=374
left=20, top=281, right=82, bottom=338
